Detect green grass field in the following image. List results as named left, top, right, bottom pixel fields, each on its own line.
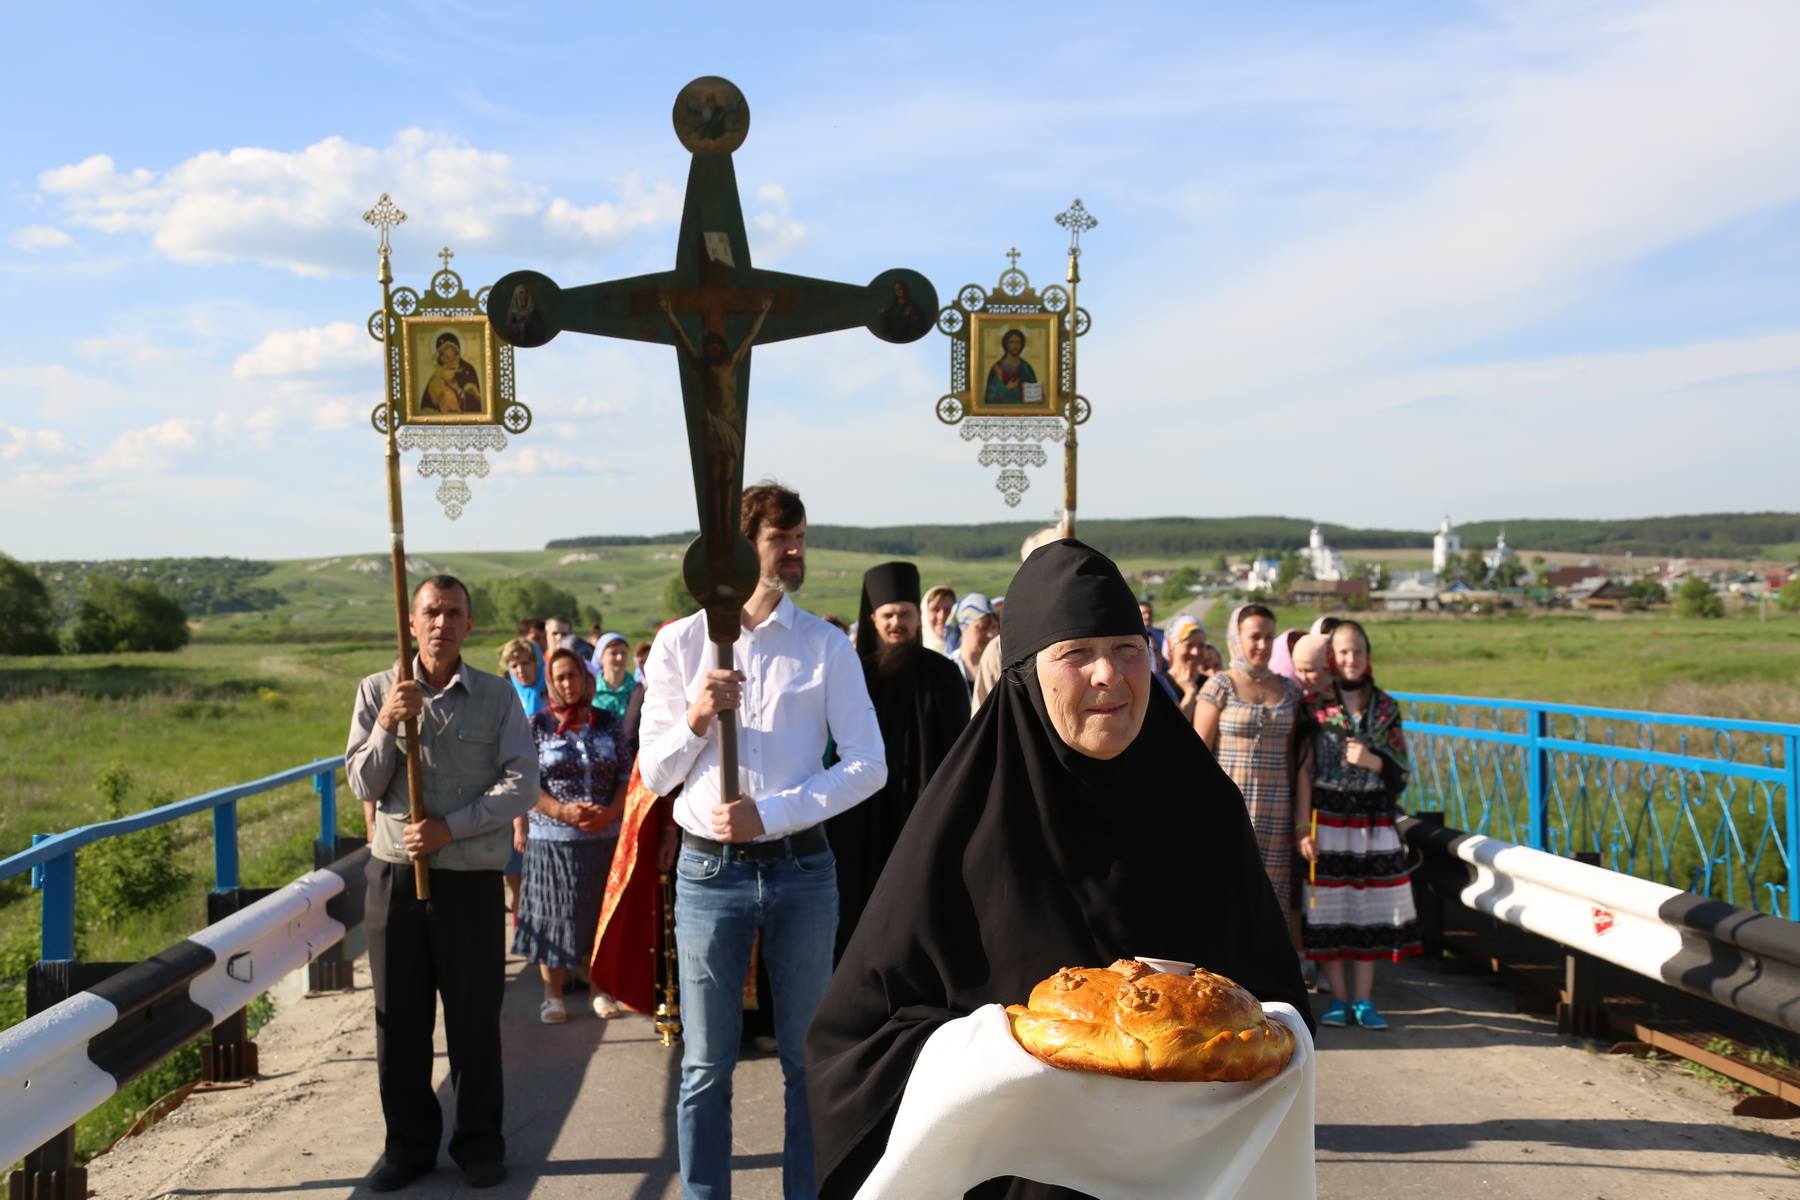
left=7, top=564, right=1800, bottom=1165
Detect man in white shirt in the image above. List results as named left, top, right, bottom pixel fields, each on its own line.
left=640, top=482, right=887, bottom=1200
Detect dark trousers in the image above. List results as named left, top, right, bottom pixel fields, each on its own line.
left=365, top=858, right=506, bottom=1169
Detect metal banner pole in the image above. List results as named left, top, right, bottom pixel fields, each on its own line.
left=1054, top=199, right=1097, bottom=539
left=365, top=195, right=431, bottom=902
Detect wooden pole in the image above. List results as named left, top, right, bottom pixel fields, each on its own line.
left=378, top=238, right=432, bottom=902
left=715, top=642, right=740, bottom=804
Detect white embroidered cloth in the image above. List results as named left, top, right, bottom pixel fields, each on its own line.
left=855, top=1002, right=1314, bottom=1199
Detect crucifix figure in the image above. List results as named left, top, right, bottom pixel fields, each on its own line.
left=487, top=74, right=937, bottom=787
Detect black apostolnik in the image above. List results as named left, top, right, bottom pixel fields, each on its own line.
left=807, top=539, right=1311, bottom=1200
left=828, top=561, right=971, bottom=960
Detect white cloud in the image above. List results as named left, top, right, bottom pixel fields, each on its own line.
left=1, top=425, right=72, bottom=461
left=90, top=417, right=202, bottom=475
left=75, top=336, right=179, bottom=367
left=233, top=321, right=375, bottom=379
left=312, top=400, right=356, bottom=432
left=490, top=446, right=593, bottom=477
left=9, top=225, right=73, bottom=252
left=1136, top=0, right=1800, bottom=404
left=37, top=130, right=685, bottom=277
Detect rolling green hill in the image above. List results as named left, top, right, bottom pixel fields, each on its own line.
left=22, top=511, right=1800, bottom=646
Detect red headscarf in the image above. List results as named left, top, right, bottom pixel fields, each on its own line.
left=546, top=647, right=597, bottom=732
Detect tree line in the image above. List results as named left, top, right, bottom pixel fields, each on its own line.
left=547, top=513, right=1800, bottom=562
left=0, top=553, right=191, bottom=654
left=550, top=517, right=1432, bottom=560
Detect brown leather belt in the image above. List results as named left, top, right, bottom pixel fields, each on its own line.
left=681, top=826, right=829, bottom=862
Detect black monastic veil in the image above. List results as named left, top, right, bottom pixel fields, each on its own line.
left=806, top=540, right=1311, bottom=1200
left=828, top=561, right=972, bottom=960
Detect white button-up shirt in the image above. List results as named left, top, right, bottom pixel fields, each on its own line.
left=639, top=594, right=887, bottom=841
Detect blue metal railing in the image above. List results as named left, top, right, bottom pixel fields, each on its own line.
left=0, top=757, right=347, bottom=960
left=1391, top=693, right=1799, bottom=921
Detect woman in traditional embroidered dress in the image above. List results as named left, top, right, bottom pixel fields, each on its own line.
left=1195, top=604, right=1311, bottom=957
left=1295, top=620, right=1419, bottom=1031
left=515, top=649, right=628, bottom=1024
left=589, top=632, right=636, bottom=718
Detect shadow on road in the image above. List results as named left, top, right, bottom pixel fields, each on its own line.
left=1318, top=1116, right=1798, bottom=1158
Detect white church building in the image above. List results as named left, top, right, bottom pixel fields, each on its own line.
left=1432, top=515, right=1463, bottom=575
left=1305, top=526, right=1348, bottom=582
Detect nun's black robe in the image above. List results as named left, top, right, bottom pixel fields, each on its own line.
left=827, top=640, right=970, bottom=960
left=806, top=540, right=1312, bottom=1200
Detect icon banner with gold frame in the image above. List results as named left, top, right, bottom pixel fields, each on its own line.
left=366, top=243, right=531, bottom=519
left=402, top=315, right=500, bottom=424
left=967, top=311, right=1060, bottom=417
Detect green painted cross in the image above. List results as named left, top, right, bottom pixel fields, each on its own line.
left=487, top=76, right=937, bottom=647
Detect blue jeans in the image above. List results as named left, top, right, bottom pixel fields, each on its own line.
left=674, top=842, right=838, bottom=1200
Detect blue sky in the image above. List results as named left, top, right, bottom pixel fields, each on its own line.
left=4, top=0, right=1799, bottom=559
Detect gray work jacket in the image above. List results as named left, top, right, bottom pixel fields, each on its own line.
left=344, top=657, right=538, bottom=871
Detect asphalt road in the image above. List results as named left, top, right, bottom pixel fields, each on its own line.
left=84, top=954, right=1798, bottom=1199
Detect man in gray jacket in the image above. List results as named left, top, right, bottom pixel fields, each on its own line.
left=345, top=574, right=537, bottom=1192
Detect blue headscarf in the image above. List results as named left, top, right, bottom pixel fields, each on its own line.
left=508, top=641, right=549, bottom=717
left=954, top=592, right=996, bottom=631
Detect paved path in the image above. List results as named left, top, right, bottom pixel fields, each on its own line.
left=86, top=954, right=1798, bottom=1199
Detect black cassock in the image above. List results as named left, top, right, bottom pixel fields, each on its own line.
left=807, top=540, right=1312, bottom=1200
left=827, top=640, right=970, bottom=960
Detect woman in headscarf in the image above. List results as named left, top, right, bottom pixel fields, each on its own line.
left=1195, top=604, right=1311, bottom=959
left=1267, top=627, right=1306, bottom=687
left=498, top=637, right=549, bottom=919
left=499, top=636, right=549, bottom=717
left=1295, top=620, right=1418, bottom=1031
left=515, top=648, right=629, bottom=1023
left=807, top=540, right=1309, bottom=1200
left=951, top=592, right=999, bottom=697
left=828, top=561, right=971, bottom=960
left=1156, top=614, right=1212, bottom=723
left=589, top=631, right=636, bottom=718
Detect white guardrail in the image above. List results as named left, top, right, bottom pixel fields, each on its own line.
left=0, top=860, right=353, bottom=1168
left=1402, top=816, right=1800, bottom=1035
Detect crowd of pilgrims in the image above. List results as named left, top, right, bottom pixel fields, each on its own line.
left=347, top=483, right=1418, bottom=1198
left=499, top=577, right=1420, bottom=1037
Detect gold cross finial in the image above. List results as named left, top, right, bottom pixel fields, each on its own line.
left=1054, top=198, right=1097, bottom=256
left=438, top=246, right=455, bottom=272
left=1005, top=247, right=1021, bottom=270
left=362, top=193, right=406, bottom=253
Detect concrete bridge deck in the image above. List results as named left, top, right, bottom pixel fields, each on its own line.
left=86, top=953, right=1798, bottom=1200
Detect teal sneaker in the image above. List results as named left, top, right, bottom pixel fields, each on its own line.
left=1319, top=1000, right=1349, bottom=1027
left=1351, top=1000, right=1389, bottom=1030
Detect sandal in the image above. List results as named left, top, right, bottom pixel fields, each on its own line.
left=592, top=992, right=622, bottom=1019
left=539, top=998, right=567, bottom=1024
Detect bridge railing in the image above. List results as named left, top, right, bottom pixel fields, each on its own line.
left=3, top=757, right=350, bottom=961
left=0, top=756, right=364, bottom=1198
left=1391, top=692, right=1799, bottom=921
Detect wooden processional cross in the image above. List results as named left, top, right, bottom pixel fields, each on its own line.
left=487, top=76, right=938, bottom=790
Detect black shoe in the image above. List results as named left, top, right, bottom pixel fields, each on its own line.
left=462, top=1161, right=506, bottom=1189
left=368, top=1155, right=431, bottom=1193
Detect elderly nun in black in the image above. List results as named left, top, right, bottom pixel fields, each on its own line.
left=806, top=539, right=1310, bottom=1200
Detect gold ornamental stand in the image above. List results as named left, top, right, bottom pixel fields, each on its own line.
left=358, top=194, right=535, bottom=899
left=932, top=199, right=1096, bottom=523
